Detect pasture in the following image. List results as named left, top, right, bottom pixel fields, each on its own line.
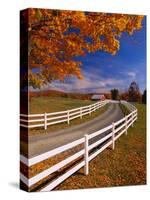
left=55, top=103, right=146, bottom=190
left=28, top=97, right=110, bottom=135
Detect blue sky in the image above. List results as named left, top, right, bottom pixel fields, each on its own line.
left=37, top=16, right=146, bottom=94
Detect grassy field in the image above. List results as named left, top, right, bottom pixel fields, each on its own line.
left=28, top=97, right=110, bottom=135
left=119, top=102, right=130, bottom=115
left=29, top=96, right=97, bottom=113
left=55, top=103, right=146, bottom=190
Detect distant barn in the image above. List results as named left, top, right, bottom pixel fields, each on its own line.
left=91, top=94, right=105, bottom=101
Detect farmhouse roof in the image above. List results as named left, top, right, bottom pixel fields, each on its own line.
left=91, top=94, right=105, bottom=99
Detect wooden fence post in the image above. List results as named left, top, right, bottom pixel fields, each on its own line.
left=125, top=116, right=128, bottom=135
left=136, top=110, right=138, bottom=121
left=84, top=134, right=89, bottom=175
left=89, top=105, right=91, bottom=115
left=112, top=122, right=115, bottom=150
left=44, top=112, right=47, bottom=130
left=94, top=104, right=96, bottom=112
left=80, top=107, right=82, bottom=119
left=67, top=111, right=70, bottom=125
left=132, top=112, right=134, bottom=127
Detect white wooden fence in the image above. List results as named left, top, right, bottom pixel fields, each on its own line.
left=20, top=100, right=109, bottom=130
left=20, top=101, right=138, bottom=192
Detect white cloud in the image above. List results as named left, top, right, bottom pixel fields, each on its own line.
left=29, top=69, right=132, bottom=93
left=50, top=71, right=125, bottom=93
left=127, top=71, right=136, bottom=79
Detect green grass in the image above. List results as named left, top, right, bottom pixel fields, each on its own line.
left=28, top=97, right=110, bottom=135
left=29, top=96, right=96, bottom=114
left=119, top=102, right=130, bottom=116
left=55, top=103, right=146, bottom=190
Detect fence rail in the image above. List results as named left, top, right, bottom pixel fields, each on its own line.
left=20, top=101, right=138, bottom=192
left=20, top=100, right=109, bottom=130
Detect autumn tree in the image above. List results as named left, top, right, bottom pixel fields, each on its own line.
left=142, top=89, right=146, bottom=104
left=20, top=9, right=144, bottom=88
left=128, top=81, right=141, bottom=102
left=111, top=88, right=119, bottom=100
left=120, top=91, right=129, bottom=101
left=104, top=93, right=111, bottom=99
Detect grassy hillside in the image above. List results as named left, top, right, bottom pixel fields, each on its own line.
left=55, top=103, right=146, bottom=190
left=28, top=97, right=109, bottom=135
left=29, top=96, right=97, bottom=114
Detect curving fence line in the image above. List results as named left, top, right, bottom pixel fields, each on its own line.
left=20, top=100, right=109, bottom=130
left=20, top=101, right=138, bottom=192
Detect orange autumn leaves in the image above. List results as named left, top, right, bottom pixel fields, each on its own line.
left=25, top=9, right=144, bottom=88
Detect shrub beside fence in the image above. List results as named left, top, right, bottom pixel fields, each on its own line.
left=20, top=101, right=137, bottom=191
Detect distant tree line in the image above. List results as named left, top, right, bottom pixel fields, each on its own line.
left=28, top=81, right=146, bottom=104
left=110, top=81, right=146, bottom=104
left=142, top=90, right=146, bottom=104
left=110, top=89, right=119, bottom=100
left=29, top=90, right=92, bottom=101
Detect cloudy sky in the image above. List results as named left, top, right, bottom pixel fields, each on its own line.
left=34, top=16, right=146, bottom=94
